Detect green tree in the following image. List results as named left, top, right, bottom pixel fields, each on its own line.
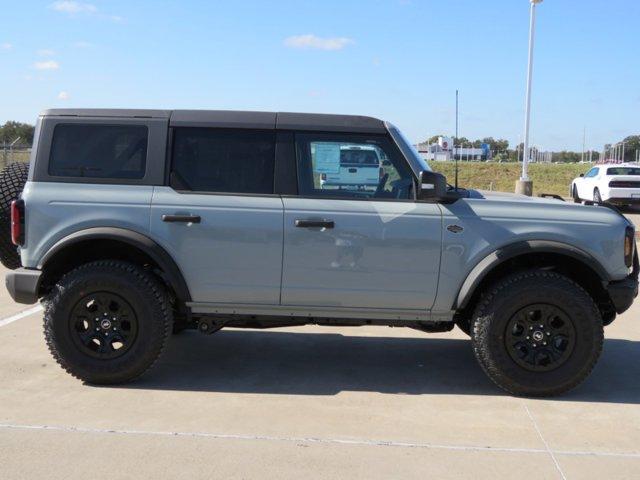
left=0, top=121, right=35, bottom=145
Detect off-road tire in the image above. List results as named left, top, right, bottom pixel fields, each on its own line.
left=43, top=260, right=173, bottom=384
left=0, top=162, right=29, bottom=269
left=471, top=270, right=603, bottom=397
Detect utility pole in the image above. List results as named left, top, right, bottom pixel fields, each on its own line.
left=581, top=126, right=586, bottom=163
left=454, top=89, right=459, bottom=190
left=516, top=0, right=543, bottom=196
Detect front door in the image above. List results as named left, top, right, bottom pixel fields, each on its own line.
left=151, top=127, right=283, bottom=305
left=281, top=132, right=442, bottom=311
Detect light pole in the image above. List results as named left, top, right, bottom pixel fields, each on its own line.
left=516, top=0, right=543, bottom=196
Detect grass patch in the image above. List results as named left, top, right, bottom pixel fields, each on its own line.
left=430, top=162, right=592, bottom=197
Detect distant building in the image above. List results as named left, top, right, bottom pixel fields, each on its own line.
left=415, top=136, right=492, bottom=161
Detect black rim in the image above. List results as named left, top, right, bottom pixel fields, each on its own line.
left=69, top=292, right=138, bottom=360
left=505, top=304, right=576, bottom=372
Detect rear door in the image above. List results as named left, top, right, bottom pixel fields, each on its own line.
left=281, top=132, right=442, bottom=312
left=150, top=127, right=284, bottom=305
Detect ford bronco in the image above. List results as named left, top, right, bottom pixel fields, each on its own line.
left=1, top=109, right=637, bottom=396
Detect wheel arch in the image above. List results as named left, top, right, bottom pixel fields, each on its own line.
left=38, top=227, right=191, bottom=305
left=454, top=240, right=613, bottom=319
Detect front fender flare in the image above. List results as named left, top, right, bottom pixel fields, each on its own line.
left=454, top=240, right=611, bottom=310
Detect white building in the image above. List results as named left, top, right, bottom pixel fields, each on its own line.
left=416, top=136, right=491, bottom=162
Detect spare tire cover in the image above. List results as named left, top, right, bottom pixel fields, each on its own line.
left=0, top=162, right=29, bottom=269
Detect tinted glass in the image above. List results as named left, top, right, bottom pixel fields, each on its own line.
left=295, top=133, right=414, bottom=200
left=49, top=124, right=148, bottom=179
left=171, top=128, right=276, bottom=194
left=607, top=167, right=640, bottom=176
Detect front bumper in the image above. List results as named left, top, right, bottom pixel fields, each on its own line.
left=606, top=252, right=639, bottom=314
left=5, top=268, right=42, bottom=305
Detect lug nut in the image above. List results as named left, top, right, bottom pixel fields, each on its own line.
left=532, top=343, right=537, bottom=348
left=543, top=342, right=547, bottom=346
left=526, top=336, right=530, bottom=340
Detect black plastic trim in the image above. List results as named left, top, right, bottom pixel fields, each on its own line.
left=454, top=240, right=612, bottom=310
left=38, top=227, right=191, bottom=302
left=5, top=268, right=42, bottom=304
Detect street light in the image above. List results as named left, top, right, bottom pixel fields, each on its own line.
left=516, top=0, right=543, bottom=196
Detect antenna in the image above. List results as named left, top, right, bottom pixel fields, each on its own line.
left=454, top=89, right=459, bottom=191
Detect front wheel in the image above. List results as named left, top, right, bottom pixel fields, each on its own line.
left=572, top=185, right=581, bottom=203
left=43, top=260, right=173, bottom=384
left=471, top=270, right=603, bottom=397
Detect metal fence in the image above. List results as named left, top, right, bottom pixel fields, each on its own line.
left=1, top=146, right=31, bottom=170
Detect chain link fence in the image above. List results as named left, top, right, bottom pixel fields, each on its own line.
left=1, top=146, right=31, bottom=170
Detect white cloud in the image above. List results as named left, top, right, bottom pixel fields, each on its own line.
left=37, top=49, right=56, bottom=56
left=284, top=34, right=353, bottom=51
left=1, top=42, right=12, bottom=50
left=50, top=1, right=97, bottom=14
left=34, top=60, right=60, bottom=70
left=50, top=1, right=122, bottom=22
left=57, top=91, right=70, bottom=100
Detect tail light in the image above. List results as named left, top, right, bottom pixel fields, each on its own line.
left=609, top=181, right=640, bottom=188
left=320, top=173, right=326, bottom=181
left=624, top=226, right=634, bottom=268
left=379, top=167, right=385, bottom=179
left=11, top=199, right=25, bottom=246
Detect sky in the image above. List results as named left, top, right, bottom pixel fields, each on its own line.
left=1, top=0, right=639, bottom=151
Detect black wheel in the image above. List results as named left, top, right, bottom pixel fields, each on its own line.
left=471, top=270, right=603, bottom=397
left=572, top=185, right=580, bottom=203
left=455, top=317, right=471, bottom=336
left=43, top=260, right=173, bottom=384
left=0, top=162, right=29, bottom=269
left=593, top=188, right=602, bottom=204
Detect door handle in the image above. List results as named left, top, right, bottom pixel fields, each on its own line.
left=162, top=214, right=201, bottom=224
left=295, top=219, right=335, bottom=229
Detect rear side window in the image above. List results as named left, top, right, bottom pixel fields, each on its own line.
left=171, top=128, right=275, bottom=194
left=49, top=124, right=148, bottom=179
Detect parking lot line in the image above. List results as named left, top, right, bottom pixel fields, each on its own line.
left=1, top=422, right=639, bottom=460
left=0, top=305, right=43, bottom=327
left=524, top=403, right=567, bottom=480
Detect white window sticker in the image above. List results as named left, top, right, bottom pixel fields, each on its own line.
left=313, top=142, right=341, bottom=174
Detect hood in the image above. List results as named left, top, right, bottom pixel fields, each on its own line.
left=467, top=189, right=563, bottom=204
left=460, top=188, right=631, bottom=227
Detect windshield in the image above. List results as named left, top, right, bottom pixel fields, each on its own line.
left=607, top=167, right=640, bottom=176
left=386, top=124, right=432, bottom=174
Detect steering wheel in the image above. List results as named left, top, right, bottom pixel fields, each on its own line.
left=374, top=173, right=389, bottom=197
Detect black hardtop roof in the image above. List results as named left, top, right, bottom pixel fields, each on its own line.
left=41, top=109, right=386, bottom=133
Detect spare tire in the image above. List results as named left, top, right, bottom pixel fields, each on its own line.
left=0, top=162, right=29, bottom=269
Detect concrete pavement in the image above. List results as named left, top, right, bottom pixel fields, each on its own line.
left=1, top=217, right=640, bottom=479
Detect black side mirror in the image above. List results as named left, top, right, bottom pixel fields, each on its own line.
left=418, top=170, right=447, bottom=201
left=579, top=173, right=584, bottom=177
left=382, top=160, right=392, bottom=166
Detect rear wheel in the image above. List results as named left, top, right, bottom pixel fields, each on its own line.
left=0, top=162, right=29, bottom=269
left=593, top=188, right=602, bottom=204
left=43, top=260, right=173, bottom=384
left=471, top=270, right=603, bottom=396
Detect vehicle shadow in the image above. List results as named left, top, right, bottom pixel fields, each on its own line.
left=123, top=329, right=640, bottom=404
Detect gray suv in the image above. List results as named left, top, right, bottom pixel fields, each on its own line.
left=2, top=109, right=638, bottom=396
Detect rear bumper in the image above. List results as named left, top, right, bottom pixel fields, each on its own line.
left=606, top=197, right=640, bottom=205
left=5, top=268, right=42, bottom=304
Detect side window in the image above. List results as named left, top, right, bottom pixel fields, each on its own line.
left=171, top=128, right=276, bottom=194
left=584, top=168, right=599, bottom=178
left=295, top=133, right=414, bottom=199
left=49, top=124, right=148, bottom=179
